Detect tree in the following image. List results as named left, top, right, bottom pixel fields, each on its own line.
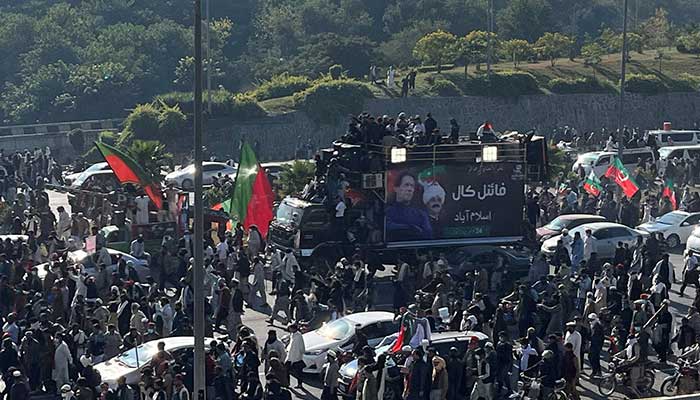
left=497, top=0, right=553, bottom=42
left=641, top=8, right=672, bottom=49
left=278, top=161, right=315, bottom=196
left=581, top=42, right=604, bottom=78
left=459, top=30, right=498, bottom=74
left=678, top=31, right=700, bottom=56
left=500, top=39, right=531, bottom=68
left=413, top=30, right=459, bottom=73
left=127, top=140, right=173, bottom=181
left=535, top=32, right=574, bottom=66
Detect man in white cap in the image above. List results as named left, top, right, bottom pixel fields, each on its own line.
left=589, top=313, right=604, bottom=377
left=471, top=342, right=495, bottom=400
left=564, top=321, right=582, bottom=371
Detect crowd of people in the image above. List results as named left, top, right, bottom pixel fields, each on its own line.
left=0, top=117, right=700, bottom=400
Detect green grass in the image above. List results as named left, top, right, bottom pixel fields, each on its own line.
left=255, top=47, right=700, bottom=114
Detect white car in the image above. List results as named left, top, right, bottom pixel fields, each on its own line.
left=94, top=337, right=215, bottom=387
left=165, top=162, right=237, bottom=190
left=541, top=222, right=648, bottom=260
left=571, top=151, right=601, bottom=175
left=686, top=226, right=700, bottom=253
left=65, top=162, right=110, bottom=186
left=36, top=248, right=149, bottom=281
left=299, top=311, right=398, bottom=374
left=637, top=211, right=700, bottom=248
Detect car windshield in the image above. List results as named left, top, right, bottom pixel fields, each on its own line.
left=658, top=147, right=676, bottom=159
left=656, top=212, right=686, bottom=225
left=276, top=203, right=303, bottom=225
left=117, top=341, right=160, bottom=368
left=577, top=153, right=599, bottom=164
left=317, top=318, right=353, bottom=341
left=543, top=217, right=568, bottom=231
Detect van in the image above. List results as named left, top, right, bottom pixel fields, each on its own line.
left=647, top=129, right=700, bottom=147
left=588, top=148, right=656, bottom=177
left=658, top=145, right=700, bottom=176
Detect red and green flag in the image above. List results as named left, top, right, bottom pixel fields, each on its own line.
left=94, top=142, right=163, bottom=209
left=662, top=178, right=677, bottom=209
left=220, top=142, right=274, bottom=237
left=604, top=157, right=639, bottom=199
left=583, top=170, right=602, bottom=197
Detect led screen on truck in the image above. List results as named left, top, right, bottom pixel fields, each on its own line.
left=384, top=162, right=525, bottom=243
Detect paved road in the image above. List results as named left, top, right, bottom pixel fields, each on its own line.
left=44, top=191, right=692, bottom=398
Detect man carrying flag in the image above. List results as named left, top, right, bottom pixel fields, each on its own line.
left=662, top=178, right=677, bottom=210
left=220, top=142, right=275, bottom=237
left=583, top=171, right=602, bottom=197
left=604, top=157, right=639, bottom=199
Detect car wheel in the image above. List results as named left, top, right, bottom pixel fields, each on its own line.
left=667, top=234, right=681, bottom=249
left=181, top=179, right=194, bottom=190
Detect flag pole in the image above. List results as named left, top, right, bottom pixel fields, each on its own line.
left=193, top=0, right=206, bottom=399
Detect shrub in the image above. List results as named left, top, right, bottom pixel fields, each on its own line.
left=328, top=64, right=343, bottom=80
left=123, top=103, right=160, bottom=142
left=83, top=131, right=120, bottom=161
left=156, top=90, right=266, bottom=120
left=548, top=77, right=615, bottom=94
left=624, top=74, right=667, bottom=94
left=679, top=73, right=700, bottom=91
left=230, top=94, right=266, bottom=120
left=293, top=78, right=373, bottom=124
left=252, top=74, right=312, bottom=101
left=429, top=79, right=462, bottom=97
left=158, top=101, right=187, bottom=137
left=67, top=129, right=85, bottom=153
left=457, top=71, right=541, bottom=96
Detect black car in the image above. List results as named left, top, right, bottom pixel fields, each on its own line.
left=445, top=245, right=533, bottom=281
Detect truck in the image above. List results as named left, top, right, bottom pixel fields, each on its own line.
left=268, top=137, right=545, bottom=268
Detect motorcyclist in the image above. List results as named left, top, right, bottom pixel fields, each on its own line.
left=611, top=329, right=644, bottom=397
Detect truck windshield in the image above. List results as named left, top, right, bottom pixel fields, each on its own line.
left=276, top=203, right=303, bottom=225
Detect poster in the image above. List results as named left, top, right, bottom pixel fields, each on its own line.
left=384, top=162, right=525, bottom=242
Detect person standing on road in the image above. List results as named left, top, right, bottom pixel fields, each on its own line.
left=562, top=343, right=579, bottom=400
left=588, top=313, right=604, bottom=377
left=262, top=330, right=286, bottom=373
left=250, top=256, right=268, bottom=307
left=583, top=229, right=596, bottom=262
left=285, top=323, right=306, bottom=390
left=320, top=351, right=340, bottom=400
left=681, top=250, right=700, bottom=297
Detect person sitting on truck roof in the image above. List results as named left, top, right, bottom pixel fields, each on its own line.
left=477, top=121, right=499, bottom=143
left=385, top=171, right=433, bottom=241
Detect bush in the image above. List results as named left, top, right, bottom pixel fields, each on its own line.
left=429, top=79, right=462, bottom=97
left=548, top=77, right=615, bottom=94
left=328, top=64, right=343, bottom=80
left=293, top=78, right=373, bottom=124
left=83, top=131, right=120, bottom=162
left=679, top=73, right=700, bottom=91
left=417, top=64, right=455, bottom=73
left=123, top=103, right=160, bottom=142
left=156, top=90, right=266, bottom=120
left=252, top=74, right=312, bottom=101
left=456, top=71, right=541, bottom=97
left=158, top=101, right=187, bottom=137
left=624, top=74, right=668, bottom=94
left=230, top=94, right=266, bottom=120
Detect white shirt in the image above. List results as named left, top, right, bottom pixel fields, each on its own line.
left=216, top=242, right=228, bottom=262
left=285, top=331, right=305, bottom=363
left=583, top=235, right=597, bottom=260
left=565, top=330, right=582, bottom=360
left=135, top=196, right=150, bottom=225
left=335, top=201, right=346, bottom=218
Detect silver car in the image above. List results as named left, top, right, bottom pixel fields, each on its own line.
left=541, top=222, right=648, bottom=260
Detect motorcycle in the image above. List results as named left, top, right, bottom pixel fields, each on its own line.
left=597, top=360, right=655, bottom=397
left=509, top=375, right=570, bottom=400
left=661, top=359, right=700, bottom=396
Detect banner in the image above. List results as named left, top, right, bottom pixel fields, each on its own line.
left=384, top=162, right=525, bottom=242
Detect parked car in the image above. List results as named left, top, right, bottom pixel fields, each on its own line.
left=686, top=226, right=700, bottom=253
left=446, top=245, right=532, bottom=280
left=637, top=211, right=700, bottom=248
left=541, top=222, right=648, bottom=260
left=64, top=162, right=110, bottom=186
left=647, top=128, right=700, bottom=147
left=338, top=331, right=489, bottom=399
left=296, top=311, right=398, bottom=374
left=536, top=214, right=608, bottom=242
left=94, top=337, right=215, bottom=387
left=164, top=162, right=237, bottom=190
left=586, top=148, right=656, bottom=177
left=36, top=248, right=149, bottom=281
left=658, top=145, right=700, bottom=176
